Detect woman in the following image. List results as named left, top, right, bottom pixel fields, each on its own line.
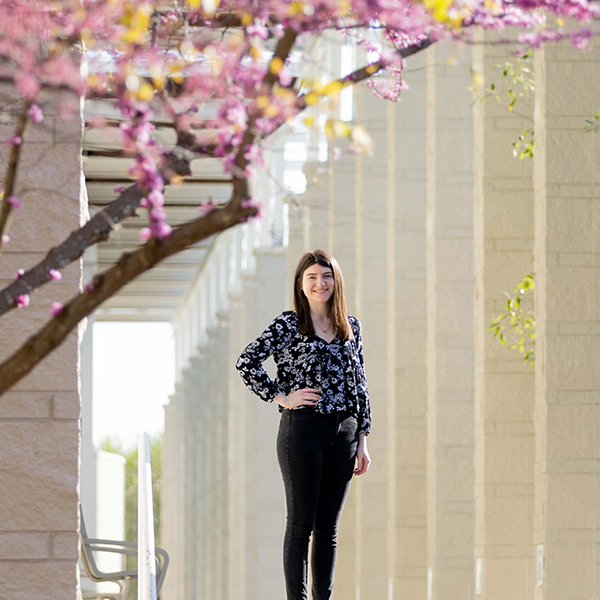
left=236, top=249, right=371, bottom=600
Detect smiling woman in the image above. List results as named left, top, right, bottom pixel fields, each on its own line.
left=236, top=249, right=371, bottom=600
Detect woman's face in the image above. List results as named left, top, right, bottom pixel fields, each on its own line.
left=301, top=263, right=334, bottom=306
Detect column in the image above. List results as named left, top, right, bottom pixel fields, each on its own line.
left=326, top=140, right=359, bottom=600
left=228, top=297, right=247, bottom=600
left=254, top=248, right=286, bottom=599
left=353, top=84, right=395, bottom=599
left=472, top=33, right=535, bottom=599
left=426, top=41, right=475, bottom=599
left=393, top=50, right=429, bottom=599
left=533, top=42, right=600, bottom=600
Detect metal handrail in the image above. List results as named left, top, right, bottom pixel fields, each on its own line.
left=138, top=432, right=158, bottom=600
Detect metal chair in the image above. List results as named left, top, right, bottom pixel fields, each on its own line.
left=79, top=506, right=170, bottom=600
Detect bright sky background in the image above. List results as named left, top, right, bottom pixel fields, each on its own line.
left=92, top=322, right=175, bottom=449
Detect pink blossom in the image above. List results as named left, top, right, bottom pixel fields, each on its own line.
left=278, top=69, right=292, bottom=87
left=139, top=227, right=152, bottom=243
left=241, top=198, right=264, bottom=220
left=49, top=269, right=62, bottom=281
left=27, top=104, right=43, bottom=124
left=149, top=207, right=167, bottom=222
left=15, top=73, right=40, bottom=100
left=147, top=190, right=165, bottom=207
left=113, top=185, right=126, bottom=194
left=247, top=21, right=269, bottom=41
left=5, top=135, right=22, bottom=146
left=151, top=222, right=172, bottom=240
left=14, top=268, right=25, bottom=279
left=198, top=201, right=215, bottom=215
left=1, top=234, right=9, bottom=246
left=49, top=302, right=63, bottom=317
left=84, top=281, right=95, bottom=294
left=15, top=294, right=30, bottom=309
left=7, top=196, right=22, bottom=209
left=332, top=147, right=342, bottom=161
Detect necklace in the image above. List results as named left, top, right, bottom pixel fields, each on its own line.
left=312, top=314, right=331, bottom=334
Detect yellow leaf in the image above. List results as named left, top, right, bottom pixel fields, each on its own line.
left=265, top=105, right=279, bottom=118
left=423, top=0, right=452, bottom=21
left=304, top=115, right=316, bottom=127
left=305, top=92, right=319, bottom=106
left=325, top=119, right=351, bottom=139
left=171, top=174, right=184, bottom=186
left=122, top=28, right=144, bottom=44
left=323, top=80, right=343, bottom=96
left=556, top=17, right=564, bottom=26
left=270, top=57, right=284, bottom=75
left=287, top=2, right=304, bottom=16
left=337, top=0, right=350, bottom=16
left=138, top=82, right=154, bottom=102
left=256, top=95, right=269, bottom=109
left=250, top=45, right=262, bottom=59
left=187, top=0, right=201, bottom=7
left=151, top=71, right=166, bottom=91
left=472, top=72, right=485, bottom=88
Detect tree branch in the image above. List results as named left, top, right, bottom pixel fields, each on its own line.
left=0, top=152, right=191, bottom=317
left=0, top=36, right=432, bottom=320
left=295, top=37, right=434, bottom=110
left=0, top=199, right=256, bottom=395
left=0, top=101, right=31, bottom=258
left=231, top=26, right=298, bottom=206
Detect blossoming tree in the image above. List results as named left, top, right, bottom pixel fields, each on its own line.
left=0, top=0, right=597, bottom=395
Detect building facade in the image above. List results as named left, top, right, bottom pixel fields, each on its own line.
left=162, top=38, right=600, bottom=600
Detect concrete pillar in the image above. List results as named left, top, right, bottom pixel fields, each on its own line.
left=324, top=141, right=359, bottom=600
left=227, top=298, right=247, bottom=600
left=162, top=401, right=175, bottom=598
left=393, top=50, right=428, bottom=599
left=254, top=248, right=286, bottom=599
left=0, top=90, right=84, bottom=599
left=353, top=84, right=395, bottom=599
left=472, top=34, right=535, bottom=600
left=181, top=365, right=196, bottom=600
left=195, top=346, right=210, bottom=600
left=533, top=42, right=600, bottom=600
left=242, top=272, right=260, bottom=600
left=425, top=42, right=475, bottom=599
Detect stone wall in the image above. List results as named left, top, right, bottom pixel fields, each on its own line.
left=0, top=90, right=84, bottom=599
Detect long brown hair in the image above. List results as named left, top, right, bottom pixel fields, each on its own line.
left=293, top=249, right=352, bottom=341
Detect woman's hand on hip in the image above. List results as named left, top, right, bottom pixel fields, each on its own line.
left=275, top=389, right=320, bottom=410
left=354, top=433, right=371, bottom=476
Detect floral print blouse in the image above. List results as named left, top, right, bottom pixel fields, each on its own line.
left=236, top=310, right=371, bottom=435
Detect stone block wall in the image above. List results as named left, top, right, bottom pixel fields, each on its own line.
left=0, top=90, right=84, bottom=599
left=472, top=32, right=536, bottom=600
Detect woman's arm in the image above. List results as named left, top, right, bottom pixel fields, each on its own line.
left=352, top=318, right=371, bottom=437
left=236, top=313, right=292, bottom=402
left=354, top=433, right=371, bottom=475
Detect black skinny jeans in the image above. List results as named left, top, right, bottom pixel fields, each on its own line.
left=277, top=407, right=359, bottom=600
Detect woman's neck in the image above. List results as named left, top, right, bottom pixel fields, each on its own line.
left=309, top=303, right=330, bottom=320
